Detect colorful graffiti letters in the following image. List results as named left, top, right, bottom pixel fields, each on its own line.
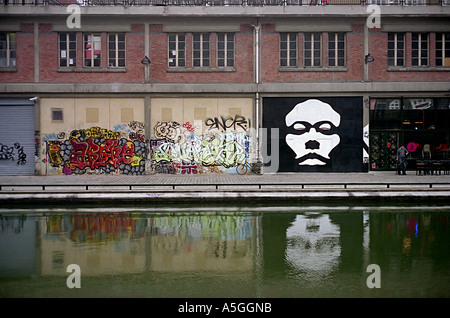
left=150, top=117, right=252, bottom=174
left=45, top=125, right=145, bottom=175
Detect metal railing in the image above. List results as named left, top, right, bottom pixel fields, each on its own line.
left=1, top=0, right=448, bottom=5
left=1, top=181, right=449, bottom=191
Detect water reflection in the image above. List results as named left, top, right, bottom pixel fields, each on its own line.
left=0, top=206, right=449, bottom=298
left=41, top=213, right=260, bottom=276
left=286, top=213, right=340, bottom=277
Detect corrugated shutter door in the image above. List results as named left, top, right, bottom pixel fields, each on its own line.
left=0, top=99, right=35, bottom=176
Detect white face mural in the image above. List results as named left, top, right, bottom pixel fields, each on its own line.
left=285, top=99, right=341, bottom=166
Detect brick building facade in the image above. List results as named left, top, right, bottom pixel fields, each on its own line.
left=0, top=2, right=449, bottom=175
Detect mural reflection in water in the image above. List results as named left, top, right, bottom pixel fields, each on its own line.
left=0, top=207, right=449, bottom=298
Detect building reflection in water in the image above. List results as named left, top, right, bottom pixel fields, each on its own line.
left=0, top=207, right=449, bottom=297
left=40, top=212, right=261, bottom=276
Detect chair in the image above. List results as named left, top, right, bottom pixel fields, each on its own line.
left=423, top=160, right=431, bottom=175
left=422, top=144, right=431, bottom=159
left=443, top=160, right=450, bottom=175
left=416, top=160, right=425, bottom=175
left=430, top=160, right=443, bottom=175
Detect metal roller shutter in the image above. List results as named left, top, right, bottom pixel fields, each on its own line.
left=0, top=99, right=35, bottom=176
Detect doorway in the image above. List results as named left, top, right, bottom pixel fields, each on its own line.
left=369, top=131, right=398, bottom=170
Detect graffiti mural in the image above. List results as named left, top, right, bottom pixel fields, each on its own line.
left=42, top=112, right=256, bottom=175
left=0, top=142, right=26, bottom=165
left=150, top=115, right=253, bottom=174
left=43, top=122, right=146, bottom=175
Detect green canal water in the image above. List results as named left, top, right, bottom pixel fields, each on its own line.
left=0, top=204, right=449, bottom=298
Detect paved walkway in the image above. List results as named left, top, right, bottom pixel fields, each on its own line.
left=0, top=171, right=449, bottom=204
left=0, top=170, right=448, bottom=185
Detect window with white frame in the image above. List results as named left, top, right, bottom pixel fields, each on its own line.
left=436, top=32, right=450, bottom=67
left=412, top=32, right=428, bottom=67
left=59, top=33, right=76, bottom=67
left=108, top=33, right=125, bottom=68
left=328, top=32, right=345, bottom=67
left=84, top=33, right=102, bottom=67
left=168, top=33, right=185, bottom=67
left=280, top=33, right=297, bottom=67
left=387, top=33, right=405, bottom=67
left=217, top=33, right=234, bottom=67
left=0, top=32, right=16, bottom=68
left=304, top=33, right=321, bottom=67
left=193, top=33, right=210, bottom=67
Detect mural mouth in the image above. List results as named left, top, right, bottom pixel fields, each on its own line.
left=295, top=152, right=330, bottom=166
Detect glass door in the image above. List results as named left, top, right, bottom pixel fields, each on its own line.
left=370, top=131, right=398, bottom=170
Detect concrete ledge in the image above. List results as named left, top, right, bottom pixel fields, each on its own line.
left=1, top=82, right=449, bottom=95
left=1, top=6, right=449, bottom=18
left=2, top=189, right=450, bottom=205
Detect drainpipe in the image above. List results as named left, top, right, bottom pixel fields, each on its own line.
left=252, top=23, right=262, bottom=168
left=364, top=23, right=369, bottom=82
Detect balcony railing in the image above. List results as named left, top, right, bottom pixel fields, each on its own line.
left=1, top=0, right=448, bottom=6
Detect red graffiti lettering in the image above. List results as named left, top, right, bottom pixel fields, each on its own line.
left=69, top=138, right=135, bottom=171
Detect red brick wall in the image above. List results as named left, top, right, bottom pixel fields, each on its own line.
left=369, top=30, right=450, bottom=82
left=4, top=24, right=145, bottom=83
left=1, top=23, right=34, bottom=83
left=148, top=24, right=254, bottom=83
left=39, top=28, right=57, bottom=82
left=261, top=23, right=365, bottom=83
left=37, top=26, right=145, bottom=83
left=1, top=21, right=449, bottom=85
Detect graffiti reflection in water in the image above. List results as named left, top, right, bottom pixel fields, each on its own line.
left=0, top=208, right=449, bottom=298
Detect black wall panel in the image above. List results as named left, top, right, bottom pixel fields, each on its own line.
left=263, top=97, right=366, bottom=173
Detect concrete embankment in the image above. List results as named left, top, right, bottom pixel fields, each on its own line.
left=0, top=172, right=449, bottom=205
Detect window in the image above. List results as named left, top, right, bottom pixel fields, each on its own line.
left=412, top=33, right=428, bottom=67
left=370, top=98, right=450, bottom=164
left=59, top=33, right=76, bottom=67
left=280, top=33, right=297, bottom=67
left=108, top=33, right=125, bottom=68
left=304, top=33, right=321, bottom=67
left=217, top=33, right=234, bottom=67
left=193, top=33, right=210, bottom=67
left=51, top=108, right=64, bottom=122
left=0, top=32, right=16, bottom=68
left=387, top=33, right=405, bottom=67
left=369, top=98, right=402, bottom=130
left=328, top=32, right=345, bottom=67
left=436, top=32, right=450, bottom=67
left=84, top=33, right=102, bottom=67
left=168, top=34, right=185, bottom=67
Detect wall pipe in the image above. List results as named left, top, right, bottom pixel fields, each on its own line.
left=252, top=22, right=261, bottom=160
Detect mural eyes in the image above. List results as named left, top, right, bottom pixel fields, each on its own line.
left=318, top=123, right=331, bottom=131
left=293, top=123, right=307, bottom=131
left=291, top=122, right=333, bottom=133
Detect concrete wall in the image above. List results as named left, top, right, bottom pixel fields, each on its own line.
left=40, top=97, right=145, bottom=175
left=149, top=97, right=254, bottom=174
left=39, top=97, right=254, bottom=175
